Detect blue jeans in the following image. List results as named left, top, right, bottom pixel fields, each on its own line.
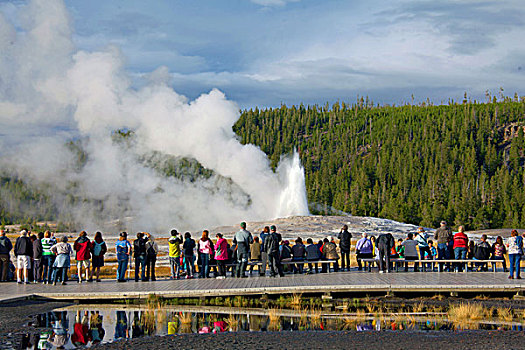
left=42, top=255, right=55, bottom=283
left=185, top=255, right=195, bottom=277
left=509, top=254, right=521, bottom=278
left=117, top=258, right=128, bottom=281
left=134, top=255, right=146, bottom=281
left=199, top=253, right=210, bottom=278
left=437, top=243, right=449, bottom=271
left=454, top=247, right=468, bottom=271
left=169, top=257, right=181, bottom=278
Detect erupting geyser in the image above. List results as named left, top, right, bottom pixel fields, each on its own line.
left=0, top=0, right=309, bottom=232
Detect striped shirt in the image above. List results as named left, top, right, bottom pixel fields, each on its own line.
left=41, top=237, right=57, bottom=256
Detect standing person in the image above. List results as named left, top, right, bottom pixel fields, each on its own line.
left=355, top=233, right=373, bottom=271
left=0, top=230, right=13, bottom=282
left=41, top=231, right=56, bottom=284
left=259, top=226, right=270, bottom=276
left=183, top=232, right=196, bottom=279
left=90, top=232, right=107, bottom=282
left=506, top=230, right=523, bottom=279
left=338, top=225, right=352, bottom=271
left=474, top=234, right=492, bottom=271
left=414, top=227, right=430, bottom=272
left=305, top=238, right=321, bottom=273
left=453, top=226, right=469, bottom=272
left=15, top=230, right=33, bottom=284
left=144, top=233, right=158, bottom=281
left=233, top=222, right=253, bottom=278
left=249, top=237, right=262, bottom=275
left=492, top=236, right=507, bottom=272
left=51, top=236, right=73, bottom=285
left=264, top=225, right=284, bottom=277
left=168, top=229, right=183, bottom=279
left=434, top=221, right=453, bottom=271
left=401, top=233, right=419, bottom=272
left=133, top=232, right=147, bottom=282
left=395, top=239, right=405, bottom=258
left=376, top=232, right=394, bottom=273
left=115, top=232, right=132, bottom=282
left=73, top=231, right=91, bottom=283
left=214, top=233, right=228, bottom=279
left=32, top=232, right=44, bottom=283
left=198, top=230, right=213, bottom=278
left=291, top=237, right=306, bottom=274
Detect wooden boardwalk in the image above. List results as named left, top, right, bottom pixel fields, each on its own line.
left=1, top=271, right=524, bottom=302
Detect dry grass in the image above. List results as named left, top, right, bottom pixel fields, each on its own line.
left=177, top=312, right=192, bottom=325
left=431, top=294, right=445, bottom=301
left=448, top=302, right=486, bottom=328
left=268, top=308, right=281, bottom=324
left=412, top=301, right=424, bottom=313
left=291, top=293, right=302, bottom=308
left=497, top=307, right=514, bottom=322
left=225, top=314, right=239, bottom=331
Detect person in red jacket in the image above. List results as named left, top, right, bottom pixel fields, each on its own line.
left=74, top=231, right=92, bottom=283
left=453, top=226, right=469, bottom=272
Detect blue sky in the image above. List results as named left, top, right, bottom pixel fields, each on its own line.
left=4, top=0, right=525, bottom=108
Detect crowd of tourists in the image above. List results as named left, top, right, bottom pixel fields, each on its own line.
left=0, top=220, right=523, bottom=284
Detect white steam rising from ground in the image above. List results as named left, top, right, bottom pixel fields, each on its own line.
left=0, top=0, right=309, bottom=232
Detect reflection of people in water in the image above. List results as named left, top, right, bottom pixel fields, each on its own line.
left=114, top=311, right=129, bottom=340
left=72, top=310, right=89, bottom=346
left=132, top=311, right=144, bottom=338
left=212, top=320, right=227, bottom=333
left=47, top=311, right=69, bottom=349
left=89, top=311, right=105, bottom=344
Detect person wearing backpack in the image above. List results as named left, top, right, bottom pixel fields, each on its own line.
left=182, top=232, right=196, bottom=279
left=73, top=231, right=91, bottom=283
left=133, top=232, right=147, bottom=282
left=355, top=233, right=373, bottom=271
left=168, top=229, right=183, bottom=279
left=115, top=232, right=132, bottom=282
left=144, top=233, right=158, bottom=281
left=264, top=225, right=284, bottom=277
left=506, top=230, right=523, bottom=279
left=90, top=231, right=107, bottom=282
left=0, top=229, right=13, bottom=282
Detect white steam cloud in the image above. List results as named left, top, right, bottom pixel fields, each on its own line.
left=0, top=0, right=309, bottom=232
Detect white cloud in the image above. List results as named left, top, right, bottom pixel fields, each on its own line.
left=251, top=0, right=300, bottom=7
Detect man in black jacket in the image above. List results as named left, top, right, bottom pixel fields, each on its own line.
left=0, top=230, right=13, bottom=282
left=133, top=232, right=148, bottom=282
left=14, top=230, right=33, bottom=284
left=264, top=225, right=284, bottom=277
left=338, top=225, right=352, bottom=271
left=376, top=233, right=395, bottom=273
left=474, top=234, right=492, bottom=271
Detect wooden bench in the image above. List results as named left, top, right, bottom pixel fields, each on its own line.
left=361, top=258, right=505, bottom=272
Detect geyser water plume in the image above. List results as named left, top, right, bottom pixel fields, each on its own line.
left=0, top=0, right=309, bottom=232
left=277, top=151, right=310, bottom=218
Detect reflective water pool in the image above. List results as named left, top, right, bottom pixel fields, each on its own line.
left=20, top=305, right=525, bottom=349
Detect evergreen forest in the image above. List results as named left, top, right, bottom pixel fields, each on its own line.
left=234, top=96, right=525, bottom=230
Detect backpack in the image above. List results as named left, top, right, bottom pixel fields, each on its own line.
left=147, top=243, right=156, bottom=256
left=93, top=241, right=104, bottom=256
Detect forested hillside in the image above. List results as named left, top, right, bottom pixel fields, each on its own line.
left=2, top=97, right=524, bottom=230
left=234, top=96, right=525, bottom=230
